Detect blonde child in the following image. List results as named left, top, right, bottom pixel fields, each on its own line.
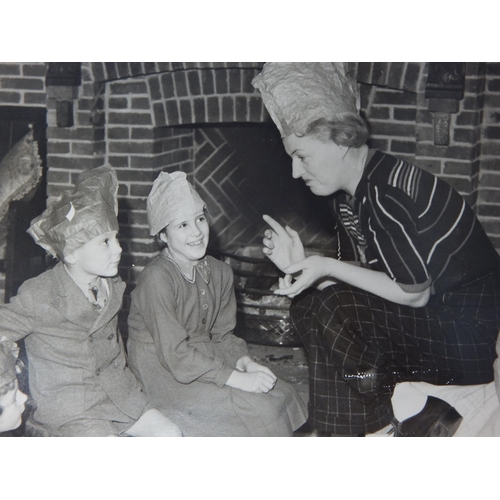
left=127, top=171, right=307, bottom=436
left=0, top=165, right=181, bottom=437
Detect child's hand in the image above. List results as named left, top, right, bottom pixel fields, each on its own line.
left=225, top=370, right=277, bottom=394
left=236, top=356, right=277, bottom=379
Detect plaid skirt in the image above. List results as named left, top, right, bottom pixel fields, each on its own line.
left=290, top=271, right=500, bottom=435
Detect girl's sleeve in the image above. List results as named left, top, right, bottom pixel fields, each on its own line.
left=364, top=184, right=432, bottom=292
left=134, top=266, right=234, bottom=387
left=209, top=263, right=249, bottom=366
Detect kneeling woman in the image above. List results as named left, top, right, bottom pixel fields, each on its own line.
left=253, top=62, right=500, bottom=436
left=127, top=171, right=307, bottom=436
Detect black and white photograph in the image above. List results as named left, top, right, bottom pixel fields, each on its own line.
left=0, top=3, right=498, bottom=499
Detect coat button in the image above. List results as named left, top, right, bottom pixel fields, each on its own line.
left=202, top=304, right=208, bottom=310
left=202, top=318, right=206, bottom=324
left=95, top=368, right=100, bottom=376
left=108, top=333, right=114, bottom=340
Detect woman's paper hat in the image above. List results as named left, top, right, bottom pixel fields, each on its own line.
left=252, top=62, right=360, bottom=137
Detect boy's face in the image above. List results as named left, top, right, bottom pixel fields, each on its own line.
left=163, top=210, right=209, bottom=266
left=0, top=380, right=28, bottom=433
left=67, top=230, right=122, bottom=283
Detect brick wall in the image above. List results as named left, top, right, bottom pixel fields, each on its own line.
left=414, top=63, right=485, bottom=208
left=352, top=63, right=482, bottom=199
left=2, top=62, right=500, bottom=322
left=351, top=62, right=500, bottom=234
left=477, top=63, right=500, bottom=249
left=0, top=62, right=46, bottom=107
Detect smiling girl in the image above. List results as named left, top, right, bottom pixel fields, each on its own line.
left=126, top=171, right=307, bottom=436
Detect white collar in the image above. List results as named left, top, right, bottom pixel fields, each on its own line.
left=162, top=250, right=211, bottom=284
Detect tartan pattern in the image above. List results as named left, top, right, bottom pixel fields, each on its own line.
left=290, top=273, right=500, bottom=436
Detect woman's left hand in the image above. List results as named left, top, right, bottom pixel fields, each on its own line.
left=273, top=255, right=329, bottom=298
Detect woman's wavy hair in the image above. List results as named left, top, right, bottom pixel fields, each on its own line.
left=301, top=114, right=370, bottom=149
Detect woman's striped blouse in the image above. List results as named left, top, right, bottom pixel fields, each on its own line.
left=332, top=150, right=500, bottom=295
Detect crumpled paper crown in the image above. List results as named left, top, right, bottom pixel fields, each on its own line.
left=251, top=62, right=361, bottom=137
left=0, top=128, right=43, bottom=224
left=147, top=171, right=206, bottom=236
left=27, top=164, right=119, bottom=259
left=0, top=338, right=19, bottom=390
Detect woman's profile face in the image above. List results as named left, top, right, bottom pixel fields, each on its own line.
left=282, top=134, right=349, bottom=196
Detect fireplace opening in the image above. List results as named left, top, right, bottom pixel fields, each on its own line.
left=192, top=123, right=337, bottom=345
left=194, top=122, right=336, bottom=254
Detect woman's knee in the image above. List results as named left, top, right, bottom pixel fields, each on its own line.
left=293, top=284, right=361, bottom=324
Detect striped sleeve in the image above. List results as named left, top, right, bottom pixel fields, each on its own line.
left=364, top=184, right=431, bottom=292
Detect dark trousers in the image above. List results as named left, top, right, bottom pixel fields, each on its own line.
left=290, top=273, right=500, bottom=435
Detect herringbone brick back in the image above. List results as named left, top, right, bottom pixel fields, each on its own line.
left=193, top=125, right=336, bottom=253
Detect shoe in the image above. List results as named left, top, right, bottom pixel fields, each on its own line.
left=390, top=396, right=463, bottom=437
left=293, top=421, right=365, bottom=437
left=293, top=421, right=330, bottom=437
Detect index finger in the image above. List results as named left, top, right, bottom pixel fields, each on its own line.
left=263, top=214, right=287, bottom=236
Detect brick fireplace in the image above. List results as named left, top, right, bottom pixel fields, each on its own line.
left=41, top=62, right=343, bottom=327
left=1, top=62, right=500, bottom=334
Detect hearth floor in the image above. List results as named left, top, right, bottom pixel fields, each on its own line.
left=247, top=342, right=311, bottom=437
left=4, top=341, right=310, bottom=437
left=247, top=343, right=309, bottom=401
left=247, top=343, right=309, bottom=404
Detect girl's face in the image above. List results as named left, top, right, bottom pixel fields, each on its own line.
left=0, top=380, right=28, bottom=433
left=282, top=133, right=349, bottom=196
left=162, top=210, right=209, bottom=267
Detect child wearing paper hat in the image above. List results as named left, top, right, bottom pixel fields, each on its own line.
left=126, top=170, right=307, bottom=436
left=27, top=163, right=120, bottom=259
left=0, top=164, right=181, bottom=436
